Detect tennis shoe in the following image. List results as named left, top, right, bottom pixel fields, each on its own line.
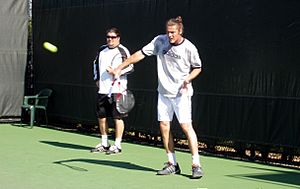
left=157, top=162, right=181, bottom=175
left=106, top=145, right=122, bottom=155
left=90, top=144, right=110, bottom=153
left=191, top=165, right=204, bottom=179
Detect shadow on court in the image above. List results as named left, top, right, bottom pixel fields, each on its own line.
left=227, top=165, right=300, bottom=188
left=54, top=158, right=157, bottom=172
left=42, top=140, right=193, bottom=179
left=40, top=140, right=92, bottom=151
left=53, top=159, right=193, bottom=179
left=40, top=140, right=157, bottom=173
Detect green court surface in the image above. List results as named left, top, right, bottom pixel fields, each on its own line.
left=0, top=124, right=299, bottom=189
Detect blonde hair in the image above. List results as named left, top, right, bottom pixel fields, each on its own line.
left=166, top=16, right=184, bottom=34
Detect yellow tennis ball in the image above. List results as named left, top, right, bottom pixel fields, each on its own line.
left=43, top=42, right=58, bottom=53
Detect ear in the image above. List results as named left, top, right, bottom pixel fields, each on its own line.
left=179, top=28, right=183, bottom=35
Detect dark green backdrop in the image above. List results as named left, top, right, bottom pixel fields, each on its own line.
left=32, top=0, right=300, bottom=149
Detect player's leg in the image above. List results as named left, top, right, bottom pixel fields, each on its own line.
left=106, top=95, right=126, bottom=155
left=91, top=118, right=110, bottom=153
left=106, top=118, right=124, bottom=154
left=157, top=94, right=180, bottom=175
left=91, top=94, right=110, bottom=153
left=114, top=118, right=124, bottom=149
left=160, top=121, right=174, bottom=154
left=175, top=95, right=204, bottom=178
left=99, top=117, right=109, bottom=147
left=174, top=95, right=197, bottom=155
left=180, top=123, right=198, bottom=157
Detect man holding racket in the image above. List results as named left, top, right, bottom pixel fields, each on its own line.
left=92, top=27, right=133, bottom=155
left=110, top=16, right=203, bottom=178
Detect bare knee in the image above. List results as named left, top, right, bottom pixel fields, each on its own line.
left=180, top=123, right=191, bottom=133
left=160, top=121, right=170, bottom=132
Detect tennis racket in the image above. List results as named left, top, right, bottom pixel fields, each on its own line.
left=106, top=49, right=133, bottom=76
left=107, top=52, right=135, bottom=114
left=108, top=78, right=135, bottom=114
left=108, top=52, right=123, bottom=71
left=115, top=88, right=135, bottom=114
left=107, top=51, right=123, bottom=97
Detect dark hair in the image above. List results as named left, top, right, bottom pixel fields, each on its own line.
left=106, top=27, right=121, bottom=37
left=166, top=16, right=184, bottom=34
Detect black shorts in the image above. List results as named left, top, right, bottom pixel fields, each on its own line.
left=96, top=93, right=128, bottom=119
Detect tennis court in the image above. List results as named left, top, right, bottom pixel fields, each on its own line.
left=0, top=123, right=299, bottom=189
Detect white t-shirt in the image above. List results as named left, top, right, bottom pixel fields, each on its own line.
left=97, top=44, right=132, bottom=94
left=142, top=34, right=202, bottom=97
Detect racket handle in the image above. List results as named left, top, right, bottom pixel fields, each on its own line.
left=108, top=78, right=120, bottom=97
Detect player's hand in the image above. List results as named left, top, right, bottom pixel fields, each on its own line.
left=180, top=79, right=189, bottom=94
left=106, top=66, right=113, bottom=74
left=112, top=68, right=122, bottom=79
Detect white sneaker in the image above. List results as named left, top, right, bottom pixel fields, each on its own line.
left=90, top=144, right=110, bottom=153
left=106, top=145, right=122, bottom=155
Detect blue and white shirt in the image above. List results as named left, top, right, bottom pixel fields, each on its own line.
left=142, top=34, right=202, bottom=97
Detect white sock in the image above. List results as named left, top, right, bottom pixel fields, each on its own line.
left=115, top=138, right=122, bottom=149
left=192, top=154, right=200, bottom=166
left=167, top=153, right=177, bottom=165
left=101, top=135, right=109, bottom=147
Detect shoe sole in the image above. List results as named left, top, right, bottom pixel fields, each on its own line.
left=157, top=170, right=181, bottom=175
left=191, top=174, right=203, bottom=179
left=191, top=176, right=203, bottom=179
left=90, top=148, right=109, bottom=153
left=106, top=152, right=122, bottom=155
left=91, top=150, right=107, bottom=153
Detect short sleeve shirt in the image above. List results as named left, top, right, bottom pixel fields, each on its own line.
left=97, top=44, right=131, bottom=94
left=142, top=34, right=202, bottom=97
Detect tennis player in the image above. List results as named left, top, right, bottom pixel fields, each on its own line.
left=92, top=27, right=133, bottom=155
left=110, top=17, right=204, bottom=178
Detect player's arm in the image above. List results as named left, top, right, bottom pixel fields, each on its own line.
left=111, top=50, right=145, bottom=77
left=186, top=67, right=201, bottom=82
left=93, top=51, right=100, bottom=87
left=182, top=68, right=202, bottom=88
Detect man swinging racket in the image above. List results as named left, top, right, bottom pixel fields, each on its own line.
left=109, top=16, right=204, bottom=178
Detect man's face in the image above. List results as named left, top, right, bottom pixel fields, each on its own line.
left=106, top=32, right=120, bottom=48
left=166, top=25, right=182, bottom=45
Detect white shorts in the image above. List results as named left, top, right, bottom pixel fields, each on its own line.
left=157, top=93, right=192, bottom=123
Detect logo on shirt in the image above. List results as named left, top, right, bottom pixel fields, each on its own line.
left=164, top=49, right=181, bottom=59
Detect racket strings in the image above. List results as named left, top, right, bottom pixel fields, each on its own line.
left=108, top=79, right=128, bottom=99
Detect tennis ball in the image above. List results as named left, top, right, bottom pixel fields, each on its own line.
left=43, top=42, right=58, bottom=53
